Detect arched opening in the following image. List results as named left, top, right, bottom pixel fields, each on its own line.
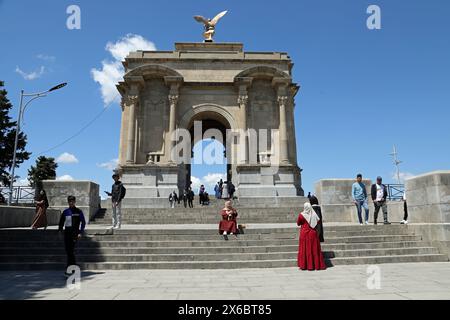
left=180, top=111, right=233, bottom=195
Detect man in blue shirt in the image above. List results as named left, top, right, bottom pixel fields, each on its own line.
left=352, top=174, right=370, bottom=225
left=58, top=195, right=86, bottom=274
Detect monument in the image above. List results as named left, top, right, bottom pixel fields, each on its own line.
left=115, top=17, right=304, bottom=207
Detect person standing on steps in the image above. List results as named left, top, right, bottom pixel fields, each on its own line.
left=58, top=196, right=86, bottom=275
left=31, top=189, right=49, bottom=230
left=105, top=173, right=126, bottom=229
left=309, top=195, right=324, bottom=242
left=169, top=190, right=178, bottom=208
left=352, top=173, right=370, bottom=225
left=181, top=189, right=188, bottom=208
left=187, top=187, right=194, bottom=208
left=401, top=190, right=408, bottom=224
left=371, top=176, right=391, bottom=225
left=297, top=202, right=327, bottom=271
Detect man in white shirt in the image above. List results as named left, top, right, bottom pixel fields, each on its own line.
left=370, top=176, right=391, bottom=225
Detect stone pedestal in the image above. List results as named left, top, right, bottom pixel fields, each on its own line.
left=119, top=164, right=180, bottom=208
left=236, top=164, right=303, bottom=197
left=42, top=180, right=100, bottom=222
left=406, top=170, right=450, bottom=223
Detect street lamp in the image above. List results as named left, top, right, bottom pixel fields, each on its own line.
left=8, top=83, right=67, bottom=205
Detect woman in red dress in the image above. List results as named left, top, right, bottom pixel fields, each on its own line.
left=31, top=190, right=49, bottom=230
left=297, top=202, right=327, bottom=271
left=219, top=200, right=238, bottom=239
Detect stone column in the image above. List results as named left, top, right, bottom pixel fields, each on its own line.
left=126, top=95, right=139, bottom=164
left=168, top=94, right=179, bottom=163
left=235, top=77, right=252, bottom=164
left=165, top=76, right=182, bottom=163
left=237, top=94, right=248, bottom=163
left=277, top=95, right=289, bottom=164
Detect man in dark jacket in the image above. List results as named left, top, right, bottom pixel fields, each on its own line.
left=105, top=174, right=126, bottom=229
left=59, top=196, right=86, bottom=274
left=371, top=176, right=391, bottom=225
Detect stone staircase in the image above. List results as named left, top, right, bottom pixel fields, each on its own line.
left=0, top=225, right=447, bottom=270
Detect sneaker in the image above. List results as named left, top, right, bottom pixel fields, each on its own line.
left=384, top=221, right=391, bottom=225
left=359, top=223, right=363, bottom=226
left=403, top=220, right=408, bottom=225
left=365, top=221, right=369, bottom=225
left=113, top=226, right=120, bottom=230
left=400, top=220, right=405, bottom=224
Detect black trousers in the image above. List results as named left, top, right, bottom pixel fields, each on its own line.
left=188, top=199, right=193, bottom=208
left=183, top=199, right=187, bottom=208
left=403, top=201, right=408, bottom=220
left=64, top=229, right=78, bottom=268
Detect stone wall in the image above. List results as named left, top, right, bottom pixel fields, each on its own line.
left=42, top=180, right=100, bottom=222
left=0, top=206, right=61, bottom=228
left=405, top=171, right=450, bottom=223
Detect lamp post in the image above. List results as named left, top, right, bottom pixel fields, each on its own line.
left=8, top=83, right=67, bottom=205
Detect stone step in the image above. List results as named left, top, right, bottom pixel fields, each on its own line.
left=0, top=235, right=423, bottom=248
left=1, top=253, right=447, bottom=270
left=1, top=247, right=440, bottom=263
left=0, top=241, right=432, bottom=255
left=329, top=254, right=449, bottom=265
left=0, top=229, right=412, bottom=241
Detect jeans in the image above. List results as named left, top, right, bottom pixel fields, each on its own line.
left=374, top=200, right=388, bottom=222
left=355, top=199, right=369, bottom=224
left=112, top=201, right=122, bottom=227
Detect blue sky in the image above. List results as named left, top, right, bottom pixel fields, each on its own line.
left=0, top=0, right=449, bottom=196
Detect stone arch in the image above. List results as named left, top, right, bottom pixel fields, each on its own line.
left=234, top=65, right=291, bottom=80
left=124, top=64, right=183, bottom=79
left=179, top=104, right=237, bottom=131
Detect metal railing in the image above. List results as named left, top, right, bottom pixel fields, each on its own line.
left=0, top=186, right=36, bottom=205
left=385, top=184, right=405, bottom=201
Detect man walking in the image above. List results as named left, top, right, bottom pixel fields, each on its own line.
left=352, top=174, right=370, bottom=225
left=182, top=189, right=188, bottom=208
left=187, top=187, right=194, bottom=208
left=105, top=173, right=126, bottom=229
left=371, top=176, right=391, bottom=225
left=58, top=196, right=86, bottom=275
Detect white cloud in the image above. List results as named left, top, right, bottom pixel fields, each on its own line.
left=36, top=54, right=55, bottom=61
left=16, top=178, right=30, bottom=186
left=56, top=152, right=79, bottom=164
left=391, top=171, right=415, bottom=183
left=15, top=66, right=45, bottom=80
left=91, top=34, right=156, bottom=105
left=56, top=175, right=74, bottom=181
left=97, top=159, right=119, bottom=171
left=190, top=173, right=226, bottom=192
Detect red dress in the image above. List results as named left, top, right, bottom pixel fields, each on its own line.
left=219, top=209, right=238, bottom=234
left=297, top=213, right=327, bottom=271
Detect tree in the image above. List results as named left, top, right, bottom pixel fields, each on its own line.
left=27, top=156, right=58, bottom=189
left=0, top=81, right=31, bottom=186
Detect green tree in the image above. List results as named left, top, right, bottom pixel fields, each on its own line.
left=27, top=156, right=58, bottom=188
left=0, top=81, right=31, bottom=186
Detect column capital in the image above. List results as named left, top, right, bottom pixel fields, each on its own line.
left=168, top=94, right=179, bottom=106
left=277, top=95, right=288, bottom=106
left=122, top=94, right=140, bottom=108
left=237, top=95, right=248, bottom=106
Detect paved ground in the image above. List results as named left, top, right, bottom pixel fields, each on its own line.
left=1, top=262, right=450, bottom=300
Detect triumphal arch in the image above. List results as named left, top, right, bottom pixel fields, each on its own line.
left=116, top=42, right=304, bottom=207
